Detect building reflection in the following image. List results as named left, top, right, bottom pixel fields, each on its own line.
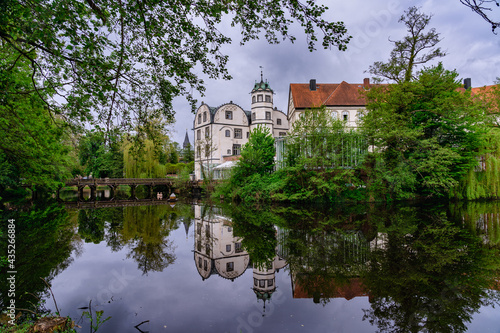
left=194, top=204, right=249, bottom=281
left=193, top=204, right=286, bottom=303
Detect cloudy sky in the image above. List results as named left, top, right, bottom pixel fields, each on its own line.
left=169, top=0, right=500, bottom=144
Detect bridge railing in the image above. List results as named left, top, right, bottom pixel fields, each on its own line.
left=65, top=178, right=176, bottom=186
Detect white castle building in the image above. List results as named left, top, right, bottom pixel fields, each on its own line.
left=193, top=75, right=289, bottom=180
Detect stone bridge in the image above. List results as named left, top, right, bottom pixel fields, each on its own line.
left=62, top=178, right=203, bottom=201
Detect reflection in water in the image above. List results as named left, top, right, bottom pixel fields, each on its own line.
left=0, top=200, right=79, bottom=315
left=193, top=204, right=287, bottom=309
left=201, top=203, right=500, bottom=332
left=3, top=199, right=500, bottom=332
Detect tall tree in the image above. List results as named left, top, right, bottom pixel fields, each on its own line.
left=362, top=64, right=487, bottom=198
left=78, top=130, right=124, bottom=178
left=232, top=125, right=276, bottom=184
left=0, top=42, right=73, bottom=192
left=367, top=6, right=445, bottom=83
left=0, top=0, right=351, bottom=136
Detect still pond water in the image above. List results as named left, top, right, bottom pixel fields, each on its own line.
left=2, top=194, right=500, bottom=332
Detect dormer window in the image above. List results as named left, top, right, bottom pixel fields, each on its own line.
left=198, top=114, right=201, bottom=124
left=225, top=111, right=233, bottom=120
left=203, top=112, right=207, bottom=122
left=277, top=118, right=282, bottom=125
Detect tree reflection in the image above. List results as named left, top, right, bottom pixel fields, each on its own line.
left=229, top=206, right=282, bottom=268
left=277, top=205, right=375, bottom=305
left=0, top=200, right=77, bottom=314
left=121, top=205, right=179, bottom=275
left=362, top=206, right=500, bottom=333
left=78, top=209, right=105, bottom=244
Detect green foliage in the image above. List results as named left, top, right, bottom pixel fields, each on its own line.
left=181, top=143, right=194, bottom=163
left=0, top=42, right=74, bottom=191
left=285, top=106, right=367, bottom=169
left=232, top=125, right=275, bottom=183
left=82, top=308, right=111, bottom=333
left=216, top=107, right=368, bottom=204
left=363, top=63, right=487, bottom=199
left=452, top=128, right=500, bottom=200
left=78, top=130, right=124, bottom=178
left=368, top=6, right=445, bottom=83
left=0, top=0, right=351, bottom=135
left=123, top=139, right=167, bottom=178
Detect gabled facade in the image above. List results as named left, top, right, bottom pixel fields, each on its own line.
left=287, top=79, right=373, bottom=129
left=193, top=77, right=289, bottom=180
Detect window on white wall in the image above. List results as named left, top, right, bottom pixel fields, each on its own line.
left=205, top=127, right=209, bottom=137
left=232, top=144, right=241, bottom=155
left=203, top=112, right=207, bottom=122
left=234, top=129, right=242, bottom=139
left=265, top=112, right=271, bottom=120
left=257, top=95, right=263, bottom=102
left=225, top=129, right=230, bottom=137
left=342, top=111, right=349, bottom=121
left=277, top=118, right=282, bottom=125
left=331, top=111, right=338, bottom=120
left=225, top=111, right=233, bottom=120
left=197, top=129, right=201, bottom=140
left=198, top=114, right=201, bottom=124
left=265, top=95, right=271, bottom=102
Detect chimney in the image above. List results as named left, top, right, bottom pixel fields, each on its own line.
left=363, top=78, right=370, bottom=87
left=309, top=79, right=317, bottom=91
left=464, top=78, right=472, bottom=90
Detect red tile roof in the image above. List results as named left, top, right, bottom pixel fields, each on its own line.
left=290, top=81, right=371, bottom=109
left=293, top=277, right=368, bottom=300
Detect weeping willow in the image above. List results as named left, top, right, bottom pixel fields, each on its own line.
left=451, top=129, right=500, bottom=200
left=450, top=201, right=500, bottom=247
left=123, top=139, right=167, bottom=178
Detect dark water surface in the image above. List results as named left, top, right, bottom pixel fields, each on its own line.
left=2, top=199, right=500, bottom=332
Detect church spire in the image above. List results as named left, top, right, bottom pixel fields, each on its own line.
left=183, top=129, right=190, bottom=149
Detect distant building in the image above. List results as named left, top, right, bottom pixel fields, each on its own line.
left=182, top=130, right=190, bottom=150
left=193, top=75, right=289, bottom=180
left=287, top=78, right=374, bottom=128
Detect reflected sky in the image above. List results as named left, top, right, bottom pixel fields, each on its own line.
left=38, top=202, right=500, bottom=333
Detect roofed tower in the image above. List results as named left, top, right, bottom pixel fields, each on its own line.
left=250, top=68, right=274, bottom=133
left=183, top=130, right=190, bottom=149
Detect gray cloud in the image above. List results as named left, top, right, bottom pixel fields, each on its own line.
left=172, top=0, right=500, bottom=144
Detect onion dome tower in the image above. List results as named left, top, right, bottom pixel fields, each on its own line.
left=250, top=68, right=274, bottom=133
